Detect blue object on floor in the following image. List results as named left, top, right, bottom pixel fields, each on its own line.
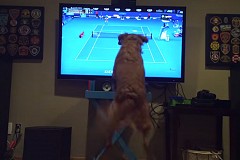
left=94, top=128, right=137, bottom=160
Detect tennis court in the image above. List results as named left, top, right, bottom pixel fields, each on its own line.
left=75, top=24, right=166, bottom=63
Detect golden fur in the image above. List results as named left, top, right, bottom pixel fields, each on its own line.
left=106, top=33, right=152, bottom=158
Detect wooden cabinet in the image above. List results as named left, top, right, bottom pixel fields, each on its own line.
left=165, top=105, right=240, bottom=160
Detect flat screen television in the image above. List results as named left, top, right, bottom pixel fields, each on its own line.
left=58, top=3, right=186, bottom=83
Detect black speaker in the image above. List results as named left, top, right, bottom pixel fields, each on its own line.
left=94, top=78, right=113, bottom=91
left=23, top=126, right=72, bottom=160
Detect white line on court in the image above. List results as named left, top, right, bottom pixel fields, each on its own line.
left=152, top=35, right=167, bottom=63
left=75, top=25, right=101, bottom=60
left=75, top=35, right=92, bottom=60
left=75, top=59, right=166, bottom=63
left=144, top=26, right=166, bottom=63
left=141, top=26, right=155, bottom=62
left=85, top=25, right=105, bottom=60
left=94, top=47, right=119, bottom=50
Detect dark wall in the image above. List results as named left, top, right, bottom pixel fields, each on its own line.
left=111, top=0, right=136, bottom=6
left=0, top=57, right=12, bottom=159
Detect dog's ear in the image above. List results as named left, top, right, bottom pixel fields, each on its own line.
left=118, top=33, right=128, bottom=45
left=140, top=35, right=148, bottom=44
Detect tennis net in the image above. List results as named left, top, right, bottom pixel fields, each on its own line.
left=91, top=31, right=152, bottom=39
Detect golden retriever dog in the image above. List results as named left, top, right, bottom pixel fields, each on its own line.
left=105, top=33, right=153, bottom=159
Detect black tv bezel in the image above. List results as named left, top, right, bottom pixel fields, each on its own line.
left=57, top=3, right=186, bottom=83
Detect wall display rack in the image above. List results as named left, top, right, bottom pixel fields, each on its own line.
left=206, top=14, right=240, bottom=67
left=0, top=5, right=44, bottom=60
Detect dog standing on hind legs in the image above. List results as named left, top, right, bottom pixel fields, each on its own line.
left=105, top=33, right=153, bottom=159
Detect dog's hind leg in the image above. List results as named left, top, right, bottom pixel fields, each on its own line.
left=105, top=100, right=120, bottom=147
left=135, top=102, right=153, bottom=160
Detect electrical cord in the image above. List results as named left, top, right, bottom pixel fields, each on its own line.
left=149, top=102, right=165, bottom=128
left=176, top=83, right=187, bottom=99
left=147, top=82, right=187, bottom=128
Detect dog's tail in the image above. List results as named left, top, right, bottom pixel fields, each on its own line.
left=116, top=88, right=143, bottom=103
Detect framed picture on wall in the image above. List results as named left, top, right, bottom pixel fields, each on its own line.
left=205, top=14, right=240, bottom=68
left=0, top=6, right=44, bottom=60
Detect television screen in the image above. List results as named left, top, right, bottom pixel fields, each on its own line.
left=58, top=3, right=186, bottom=83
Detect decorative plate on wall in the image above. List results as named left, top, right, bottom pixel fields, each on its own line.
left=0, top=6, right=44, bottom=60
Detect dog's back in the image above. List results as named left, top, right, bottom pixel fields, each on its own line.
left=107, top=34, right=152, bottom=158
left=113, top=33, right=148, bottom=103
